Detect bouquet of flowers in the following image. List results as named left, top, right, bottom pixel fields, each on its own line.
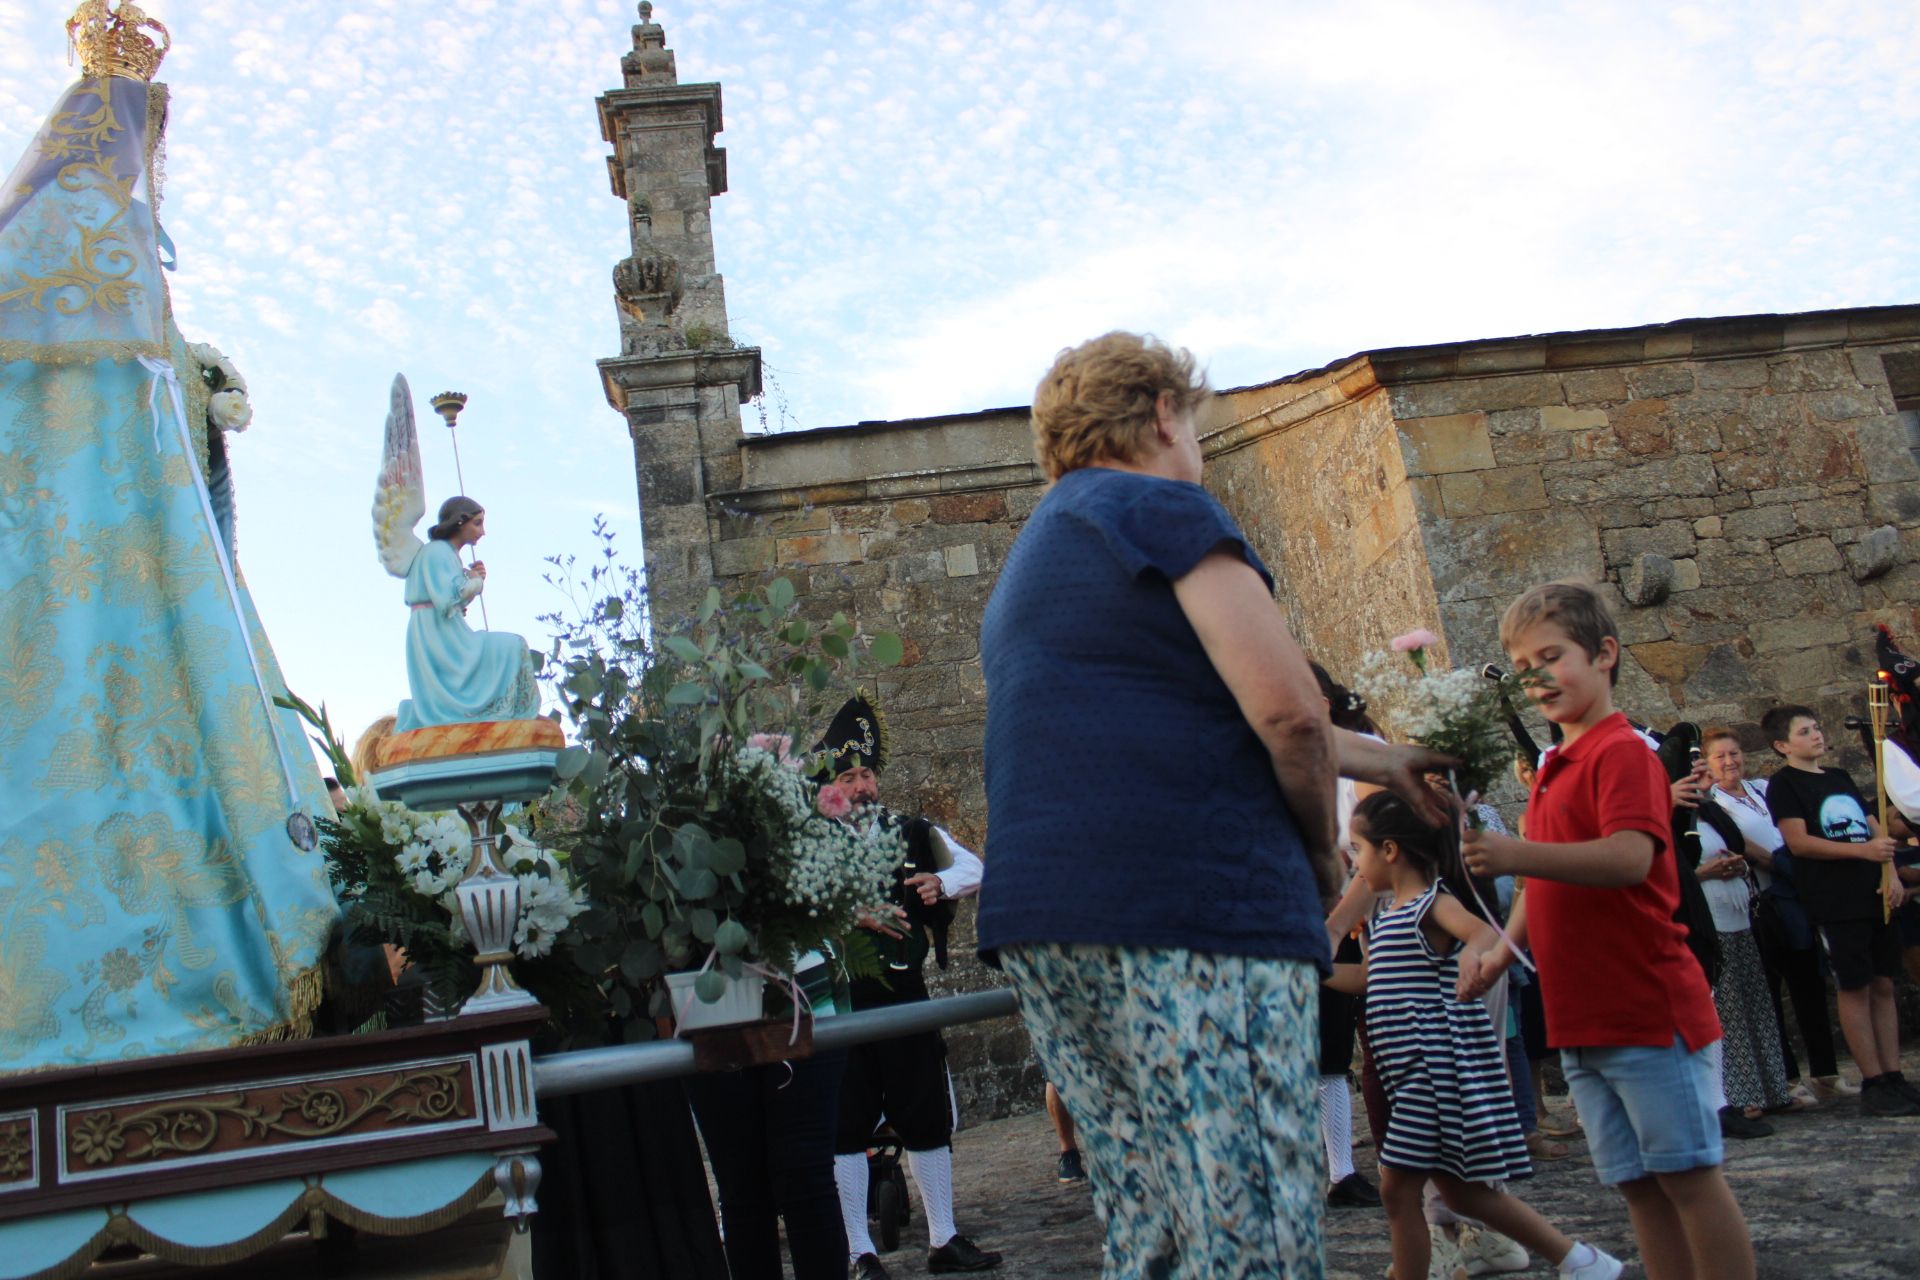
left=1352, top=628, right=1527, bottom=801
left=321, top=785, right=590, bottom=1017
left=540, top=522, right=906, bottom=1042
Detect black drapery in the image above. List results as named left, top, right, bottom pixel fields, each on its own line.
left=533, top=1078, right=729, bottom=1280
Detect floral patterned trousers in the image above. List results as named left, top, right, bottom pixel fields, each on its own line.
left=1000, top=944, right=1324, bottom=1279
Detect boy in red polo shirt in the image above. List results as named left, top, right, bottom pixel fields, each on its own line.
left=1465, top=582, right=1754, bottom=1280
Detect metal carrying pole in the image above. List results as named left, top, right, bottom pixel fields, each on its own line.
left=533, top=988, right=1020, bottom=1098
left=430, top=390, right=489, bottom=630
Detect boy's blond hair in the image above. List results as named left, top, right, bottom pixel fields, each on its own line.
left=1499, top=580, right=1621, bottom=686
left=1030, top=332, right=1209, bottom=482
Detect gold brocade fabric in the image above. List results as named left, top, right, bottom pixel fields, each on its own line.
left=0, top=77, right=336, bottom=1071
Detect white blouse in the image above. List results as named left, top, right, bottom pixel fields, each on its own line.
left=1695, top=820, right=1753, bottom=934
left=1708, top=778, right=1782, bottom=890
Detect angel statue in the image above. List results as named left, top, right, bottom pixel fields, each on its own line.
left=375, top=374, right=541, bottom=731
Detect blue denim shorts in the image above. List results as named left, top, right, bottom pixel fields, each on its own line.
left=1560, top=1037, right=1724, bottom=1185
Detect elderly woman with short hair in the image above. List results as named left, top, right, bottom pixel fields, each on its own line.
left=978, top=331, right=1444, bottom=1279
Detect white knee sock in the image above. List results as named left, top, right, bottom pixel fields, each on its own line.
left=1318, top=1075, right=1355, bottom=1182
left=906, top=1146, right=958, bottom=1249
left=834, top=1153, right=877, bottom=1260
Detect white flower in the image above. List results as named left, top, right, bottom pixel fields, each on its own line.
left=209, top=388, right=252, bottom=432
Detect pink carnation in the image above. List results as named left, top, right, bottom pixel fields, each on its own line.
left=1390, top=628, right=1439, bottom=653
left=815, top=783, right=852, bottom=820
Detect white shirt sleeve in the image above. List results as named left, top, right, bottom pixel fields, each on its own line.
left=1886, top=745, right=1920, bottom=825
left=933, top=827, right=985, bottom=900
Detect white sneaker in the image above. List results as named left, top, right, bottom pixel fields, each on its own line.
left=1559, top=1242, right=1624, bottom=1280
left=1379, top=1225, right=1467, bottom=1280
left=1456, top=1224, right=1529, bottom=1275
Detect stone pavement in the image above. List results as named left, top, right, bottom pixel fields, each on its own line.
left=889, top=1052, right=1920, bottom=1279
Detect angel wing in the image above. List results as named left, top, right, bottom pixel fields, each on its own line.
left=372, top=373, right=427, bottom=578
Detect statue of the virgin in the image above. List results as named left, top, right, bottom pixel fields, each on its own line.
left=0, top=3, right=337, bottom=1070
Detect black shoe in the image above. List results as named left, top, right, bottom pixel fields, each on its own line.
left=1326, top=1171, right=1382, bottom=1207
left=851, top=1254, right=891, bottom=1280
left=927, top=1234, right=1003, bottom=1273
left=1861, top=1078, right=1920, bottom=1117
left=1056, top=1149, right=1087, bottom=1183
left=1717, top=1107, right=1774, bottom=1139
left=1883, top=1071, right=1920, bottom=1107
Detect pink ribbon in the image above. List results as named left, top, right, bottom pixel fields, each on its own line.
left=743, top=959, right=813, bottom=1047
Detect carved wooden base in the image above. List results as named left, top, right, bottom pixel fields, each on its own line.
left=0, top=1008, right=551, bottom=1227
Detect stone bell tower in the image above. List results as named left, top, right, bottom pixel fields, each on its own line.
left=597, top=2, right=760, bottom=628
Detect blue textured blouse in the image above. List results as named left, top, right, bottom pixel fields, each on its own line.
left=976, top=467, right=1331, bottom=971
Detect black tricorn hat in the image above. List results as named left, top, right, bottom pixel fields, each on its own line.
left=814, top=690, right=888, bottom=778
left=1875, top=625, right=1920, bottom=741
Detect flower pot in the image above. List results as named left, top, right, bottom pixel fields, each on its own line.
left=666, top=970, right=766, bottom=1034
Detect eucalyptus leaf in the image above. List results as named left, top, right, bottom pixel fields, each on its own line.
left=580, top=750, right=611, bottom=790
left=699, top=585, right=721, bottom=622
left=680, top=866, right=719, bottom=899
left=868, top=632, right=905, bottom=667
left=554, top=745, right=590, bottom=780
left=785, top=621, right=809, bottom=645
left=666, top=681, right=707, bottom=706
left=694, top=969, right=729, bottom=1003
left=708, top=838, right=746, bottom=875
left=820, top=633, right=849, bottom=659
left=690, top=908, right=718, bottom=943
left=738, top=659, right=772, bottom=680
left=619, top=941, right=656, bottom=983
left=664, top=635, right=704, bottom=664
left=641, top=901, right=665, bottom=939
left=715, top=918, right=750, bottom=955
left=806, top=662, right=830, bottom=691
left=768, top=577, right=795, bottom=611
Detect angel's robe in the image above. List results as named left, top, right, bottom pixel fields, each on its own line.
left=395, top=540, right=540, bottom=732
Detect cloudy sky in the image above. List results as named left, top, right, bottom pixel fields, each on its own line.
left=4, top=0, right=1917, bottom=757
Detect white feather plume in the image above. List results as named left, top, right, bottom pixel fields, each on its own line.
left=373, top=373, right=427, bottom=578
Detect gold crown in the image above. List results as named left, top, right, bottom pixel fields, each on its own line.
left=67, top=0, right=172, bottom=82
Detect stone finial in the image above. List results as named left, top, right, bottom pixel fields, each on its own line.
left=1848, top=525, right=1901, bottom=582
left=1622, top=553, right=1675, bottom=607
left=625, top=0, right=676, bottom=83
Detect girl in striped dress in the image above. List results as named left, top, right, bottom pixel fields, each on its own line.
left=1329, top=792, right=1621, bottom=1280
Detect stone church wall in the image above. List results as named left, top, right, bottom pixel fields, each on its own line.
left=1206, top=366, right=1446, bottom=690
left=1367, top=311, right=1920, bottom=775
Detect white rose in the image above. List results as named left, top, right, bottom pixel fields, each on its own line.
left=209, top=388, right=252, bottom=433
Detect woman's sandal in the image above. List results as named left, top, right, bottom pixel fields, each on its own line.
left=1771, top=1084, right=1819, bottom=1112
